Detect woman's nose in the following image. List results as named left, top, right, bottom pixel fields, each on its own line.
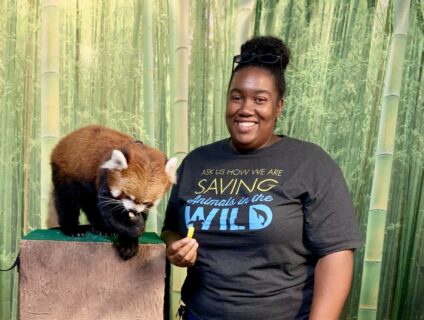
left=238, top=100, right=255, bottom=115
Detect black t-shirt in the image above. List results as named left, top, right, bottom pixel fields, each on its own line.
left=163, top=136, right=363, bottom=320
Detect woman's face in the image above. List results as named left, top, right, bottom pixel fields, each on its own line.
left=226, top=67, right=283, bottom=152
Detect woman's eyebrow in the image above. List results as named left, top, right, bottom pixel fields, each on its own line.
left=229, top=88, right=272, bottom=95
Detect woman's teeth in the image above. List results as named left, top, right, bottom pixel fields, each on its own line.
left=237, top=121, right=256, bottom=128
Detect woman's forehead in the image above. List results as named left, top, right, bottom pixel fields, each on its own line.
left=230, top=67, right=276, bottom=92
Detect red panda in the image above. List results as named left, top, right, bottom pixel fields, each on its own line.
left=50, top=125, right=177, bottom=260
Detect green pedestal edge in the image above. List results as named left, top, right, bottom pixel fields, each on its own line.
left=23, top=227, right=163, bottom=245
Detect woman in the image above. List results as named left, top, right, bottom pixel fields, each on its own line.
left=161, top=36, right=363, bottom=320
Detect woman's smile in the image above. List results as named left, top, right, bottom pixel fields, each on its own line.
left=234, top=120, right=258, bottom=132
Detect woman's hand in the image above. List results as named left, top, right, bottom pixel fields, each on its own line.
left=165, top=237, right=199, bottom=267
left=161, top=230, right=199, bottom=267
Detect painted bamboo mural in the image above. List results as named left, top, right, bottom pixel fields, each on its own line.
left=1, top=1, right=424, bottom=319
left=358, top=0, right=412, bottom=318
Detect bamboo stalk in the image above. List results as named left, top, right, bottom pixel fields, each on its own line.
left=191, top=1, right=205, bottom=148
left=22, top=0, right=36, bottom=235
left=156, top=0, right=168, bottom=155
left=253, top=0, right=262, bottom=36
left=213, top=7, right=223, bottom=141
left=380, top=10, right=424, bottom=317
left=342, top=0, right=360, bottom=58
left=0, top=1, right=18, bottom=317
left=142, top=0, right=157, bottom=232
left=142, top=0, right=155, bottom=144
left=346, top=35, right=387, bottom=319
left=358, top=1, right=412, bottom=318
left=264, top=0, right=278, bottom=34
left=222, top=1, right=235, bottom=138
left=282, top=0, right=294, bottom=43
left=40, top=0, right=60, bottom=227
left=349, top=8, right=390, bottom=314
left=126, top=0, right=141, bottom=113
left=234, top=0, right=255, bottom=54
left=169, top=0, right=190, bottom=318
left=201, top=3, right=211, bottom=145
left=74, top=0, right=81, bottom=128
left=29, top=0, right=41, bottom=231
left=173, top=0, right=189, bottom=161
left=98, top=0, right=110, bottom=124
left=167, top=0, right=176, bottom=155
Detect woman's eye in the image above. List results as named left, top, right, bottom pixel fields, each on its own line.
left=255, top=97, right=267, bottom=104
left=230, top=95, right=242, bottom=102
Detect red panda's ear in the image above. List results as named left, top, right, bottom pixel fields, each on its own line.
left=165, top=157, right=178, bottom=184
left=101, top=150, right=128, bottom=171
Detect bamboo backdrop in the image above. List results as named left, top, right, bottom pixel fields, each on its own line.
left=0, top=1, right=423, bottom=319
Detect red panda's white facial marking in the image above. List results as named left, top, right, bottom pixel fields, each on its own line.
left=110, top=189, right=122, bottom=198
left=122, top=198, right=147, bottom=214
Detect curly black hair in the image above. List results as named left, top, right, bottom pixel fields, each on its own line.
left=230, top=36, right=290, bottom=98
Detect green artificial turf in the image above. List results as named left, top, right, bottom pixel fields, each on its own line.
left=23, top=227, right=163, bottom=244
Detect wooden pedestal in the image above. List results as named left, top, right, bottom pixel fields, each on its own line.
left=19, top=229, right=165, bottom=320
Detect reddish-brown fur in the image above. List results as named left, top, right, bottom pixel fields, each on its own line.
left=51, top=125, right=172, bottom=201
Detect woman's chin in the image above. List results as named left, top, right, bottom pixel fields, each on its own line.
left=231, top=137, right=257, bottom=151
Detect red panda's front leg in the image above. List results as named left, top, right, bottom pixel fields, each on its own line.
left=114, top=235, right=139, bottom=260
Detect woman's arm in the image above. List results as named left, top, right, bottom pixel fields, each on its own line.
left=309, top=250, right=354, bottom=320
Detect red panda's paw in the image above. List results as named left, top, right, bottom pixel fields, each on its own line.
left=90, top=226, right=116, bottom=237
left=61, top=225, right=89, bottom=238
left=114, top=235, right=139, bottom=260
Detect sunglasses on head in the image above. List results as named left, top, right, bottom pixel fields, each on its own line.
left=232, top=53, right=282, bottom=72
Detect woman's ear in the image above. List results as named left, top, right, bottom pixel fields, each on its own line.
left=276, top=98, right=283, bottom=117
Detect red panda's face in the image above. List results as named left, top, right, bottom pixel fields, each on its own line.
left=101, top=144, right=177, bottom=221
left=109, top=189, right=155, bottom=218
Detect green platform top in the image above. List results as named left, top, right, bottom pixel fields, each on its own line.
left=23, top=227, right=163, bottom=245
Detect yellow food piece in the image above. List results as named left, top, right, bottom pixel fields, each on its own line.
left=187, top=226, right=195, bottom=239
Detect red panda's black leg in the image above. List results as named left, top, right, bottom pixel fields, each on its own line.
left=54, top=195, right=85, bottom=236
left=52, top=173, right=85, bottom=237
left=114, top=235, right=139, bottom=260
